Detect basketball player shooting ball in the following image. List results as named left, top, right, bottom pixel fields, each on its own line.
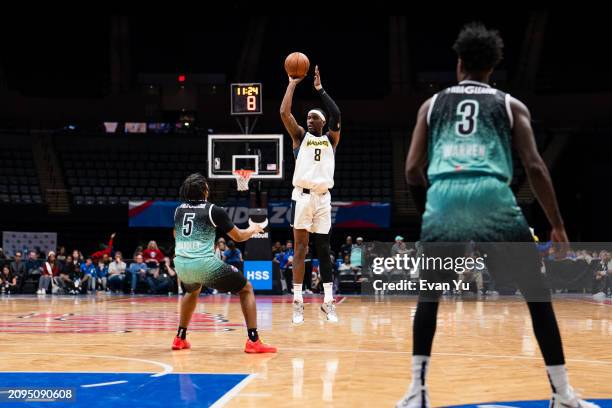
left=280, top=57, right=341, bottom=325
left=172, top=173, right=277, bottom=354
left=397, top=23, right=598, bottom=407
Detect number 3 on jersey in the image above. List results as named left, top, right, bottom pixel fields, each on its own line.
left=182, top=213, right=196, bottom=236
left=455, top=100, right=479, bottom=136
left=314, top=148, right=321, bottom=161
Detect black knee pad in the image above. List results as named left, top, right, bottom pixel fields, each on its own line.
left=314, top=233, right=333, bottom=283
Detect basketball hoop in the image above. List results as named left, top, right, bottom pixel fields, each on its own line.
left=233, top=169, right=255, bottom=191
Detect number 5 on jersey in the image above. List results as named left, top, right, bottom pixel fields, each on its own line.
left=182, top=213, right=196, bottom=236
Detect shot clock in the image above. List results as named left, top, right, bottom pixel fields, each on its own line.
left=230, top=83, right=263, bottom=115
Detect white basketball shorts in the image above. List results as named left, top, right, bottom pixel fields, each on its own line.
left=290, top=187, right=332, bottom=234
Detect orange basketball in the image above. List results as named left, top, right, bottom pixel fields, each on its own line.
left=284, top=52, right=310, bottom=78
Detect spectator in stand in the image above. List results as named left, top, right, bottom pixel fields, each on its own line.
left=67, top=256, right=84, bottom=294
left=593, top=250, right=612, bottom=297
left=214, top=238, right=227, bottom=260
left=56, top=246, right=67, bottom=264
left=272, top=241, right=282, bottom=257
left=72, top=250, right=84, bottom=264
left=144, top=240, right=165, bottom=265
left=338, top=255, right=352, bottom=273
left=57, top=255, right=78, bottom=294
left=285, top=241, right=294, bottom=258
left=391, top=236, right=406, bottom=256
left=392, top=237, right=411, bottom=258
left=350, top=237, right=365, bottom=271
left=273, top=245, right=287, bottom=291
left=48, top=251, right=66, bottom=293
left=80, top=257, right=97, bottom=293
left=223, top=241, right=243, bottom=270
left=25, top=251, right=43, bottom=287
left=273, top=246, right=284, bottom=265
left=108, top=252, right=127, bottom=293
left=9, top=251, right=26, bottom=292
left=39, top=251, right=60, bottom=294
left=128, top=254, right=148, bottom=294
left=143, top=240, right=164, bottom=281
left=340, top=236, right=353, bottom=260
left=133, top=245, right=143, bottom=260
left=281, top=241, right=295, bottom=291
left=147, top=257, right=174, bottom=294
left=1, top=265, right=17, bottom=294
left=96, top=254, right=109, bottom=291
left=91, top=233, right=116, bottom=263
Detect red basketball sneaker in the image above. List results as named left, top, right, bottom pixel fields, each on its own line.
left=172, top=336, right=191, bottom=350
left=244, top=339, right=277, bottom=354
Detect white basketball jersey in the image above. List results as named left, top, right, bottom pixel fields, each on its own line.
left=292, top=132, right=335, bottom=191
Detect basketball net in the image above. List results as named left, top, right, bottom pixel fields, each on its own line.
left=233, top=169, right=255, bottom=191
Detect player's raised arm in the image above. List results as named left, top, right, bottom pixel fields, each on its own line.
left=280, top=76, right=306, bottom=149
left=313, top=65, right=341, bottom=148
left=405, top=98, right=432, bottom=215
left=510, top=97, right=567, bottom=242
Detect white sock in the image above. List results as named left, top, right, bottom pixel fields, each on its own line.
left=410, top=355, right=430, bottom=391
left=547, top=364, right=570, bottom=396
left=323, top=282, right=334, bottom=303
left=293, top=284, right=303, bottom=302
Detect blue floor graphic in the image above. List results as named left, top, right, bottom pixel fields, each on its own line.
left=0, top=372, right=249, bottom=407
left=449, top=399, right=612, bottom=407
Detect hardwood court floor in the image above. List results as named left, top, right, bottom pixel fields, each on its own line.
left=0, top=294, right=610, bottom=407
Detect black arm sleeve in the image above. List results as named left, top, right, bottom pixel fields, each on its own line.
left=210, top=205, right=235, bottom=234
left=317, top=88, right=341, bottom=131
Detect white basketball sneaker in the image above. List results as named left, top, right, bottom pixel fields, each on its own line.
left=292, top=300, right=304, bottom=325
left=551, top=387, right=600, bottom=408
left=321, top=300, right=338, bottom=323
left=395, top=385, right=430, bottom=408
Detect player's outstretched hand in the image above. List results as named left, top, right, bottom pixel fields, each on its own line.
left=314, top=65, right=322, bottom=90
left=249, top=224, right=265, bottom=236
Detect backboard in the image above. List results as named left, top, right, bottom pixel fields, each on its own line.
left=207, top=134, right=284, bottom=180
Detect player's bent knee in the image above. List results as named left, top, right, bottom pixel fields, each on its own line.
left=239, top=280, right=253, bottom=294
left=183, top=282, right=202, bottom=294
